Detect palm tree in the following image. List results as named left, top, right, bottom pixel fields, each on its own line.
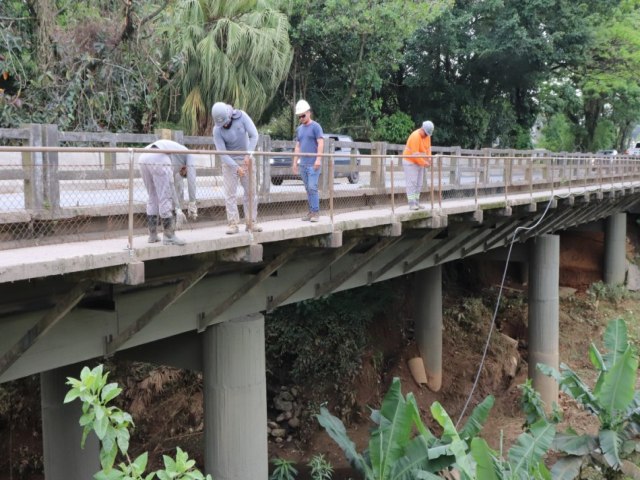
left=163, top=0, right=292, bottom=134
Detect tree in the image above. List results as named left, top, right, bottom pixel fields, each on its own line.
left=402, top=0, right=612, bottom=148
left=284, top=0, right=451, bottom=139
left=162, top=0, right=293, bottom=134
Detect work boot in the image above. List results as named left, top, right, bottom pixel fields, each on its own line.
left=147, top=215, right=160, bottom=243
left=162, top=216, right=186, bottom=246
left=409, top=202, right=419, bottom=211
left=301, top=212, right=312, bottom=221
left=226, top=222, right=239, bottom=235
left=309, top=212, right=320, bottom=222
left=245, top=223, right=263, bottom=232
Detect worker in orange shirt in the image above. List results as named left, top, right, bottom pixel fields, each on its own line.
left=403, top=121, right=434, bottom=210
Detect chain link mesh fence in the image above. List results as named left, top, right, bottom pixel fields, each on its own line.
left=2, top=125, right=640, bottom=249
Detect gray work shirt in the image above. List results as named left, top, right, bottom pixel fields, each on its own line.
left=212, top=110, right=259, bottom=167
left=150, top=139, right=197, bottom=205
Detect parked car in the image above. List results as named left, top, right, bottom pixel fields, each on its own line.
left=596, top=149, right=618, bottom=156
left=269, top=134, right=360, bottom=185
left=625, top=142, right=640, bottom=156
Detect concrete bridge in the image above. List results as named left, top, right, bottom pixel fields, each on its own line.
left=1, top=125, right=639, bottom=479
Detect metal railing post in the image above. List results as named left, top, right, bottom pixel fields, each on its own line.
left=248, top=153, right=254, bottom=232
left=329, top=153, right=334, bottom=225
left=390, top=155, right=395, bottom=214
left=127, top=148, right=134, bottom=252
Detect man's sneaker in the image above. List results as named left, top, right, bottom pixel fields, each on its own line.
left=226, top=223, right=239, bottom=235
left=309, top=213, right=320, bottom=222
left=246, top=223, right=263, bottom=232
left=409, top=202, right=419, bottom=211
left=301, top=212, right=313, bottom=221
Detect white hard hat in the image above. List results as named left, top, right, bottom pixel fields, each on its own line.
left=212, top=102, right=232, bottom=126
left=422, top=120, right=434, bottom=135
left=295, top=99, right=311, bottom=115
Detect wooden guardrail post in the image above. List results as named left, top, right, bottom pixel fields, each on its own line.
left=259, top=134, right=271, bottom=198
left=42, top=124, right=60, bottom=213
left=321, top=137, right=334, bottom=195
left=370, top=141, right=387, bottom=190
left=22, top=123, right=44, bottom=210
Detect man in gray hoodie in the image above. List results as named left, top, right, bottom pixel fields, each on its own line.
left=212, top=102, right=261, bottom=234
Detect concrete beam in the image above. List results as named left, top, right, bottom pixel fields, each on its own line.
left=267, top=238, right=359, bottom=311
left=604, top=213, right=627, bottom=285
left=105, top=261, right=215, bottom=354
left=199, top=250, right=296, bottom=330
left=415, top=266, right=442, bottom=391
left=93, top=261, right=145, bottom=285
left=0, top=279, right=94, bottom=377
left=217, top=244, right=263, bottom=263
left=281, top=231, right=343, bottom=249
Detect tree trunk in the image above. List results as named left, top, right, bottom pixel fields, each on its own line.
left=31, top=0, right=57, bottom=68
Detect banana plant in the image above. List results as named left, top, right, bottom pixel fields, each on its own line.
left=538, top=318, right=640, bottom=479
left=316, top=377, right=495, bottom=479
left=469, top=418, right=555, bottom=480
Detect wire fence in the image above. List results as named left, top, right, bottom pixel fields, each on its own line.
left=1, top=124, right=639, bottom=249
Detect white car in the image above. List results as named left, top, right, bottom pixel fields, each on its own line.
left=625, top=142, right=640, bottom=156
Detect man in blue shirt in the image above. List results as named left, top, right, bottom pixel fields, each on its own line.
left=292, top=99, right=324, bottom=222
left=212, top=102, right=262, bottom=234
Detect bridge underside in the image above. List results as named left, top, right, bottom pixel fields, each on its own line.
left=0, top=188, right=637, bottom=383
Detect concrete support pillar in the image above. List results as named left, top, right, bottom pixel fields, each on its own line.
left=41, top=364, right=100, bottom=480
left=202, top=313, right=268, bottom=480
left=604, top=212, right=627, bottom=285
left=415, top=265, right=443, bottom=392
left=528, top=235, right=559, bottom=408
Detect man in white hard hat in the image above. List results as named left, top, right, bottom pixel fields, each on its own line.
left=139, top=139, right=192, bottom=245
left=292, top=99, right=324, bottom=222
left=212, top=102, right=261, bottom=234
left=403, top=120, right=434, bottom=210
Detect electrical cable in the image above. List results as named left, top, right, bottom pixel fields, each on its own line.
left=455, top=191, right=571, bottom=427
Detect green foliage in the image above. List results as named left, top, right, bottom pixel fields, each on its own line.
left=65, top=365, right=212, bottom=480
left=308, top=454, right=333, bottom=480
left=316, top=377, right=497, bottom=479
left=162, top=0, right=293, bottom=134
left=519, top=379, right=562, bottom=430
left=270, top=457, right=298, bottom=480
left=587, top=281, right=630, bottom=305
left=266, top=283, right=396, bottom=393
left=372, top=111, right=415, bottom=144
left=538, top=318, right=640, bottom=479
left=537, top=114, right=576, bottom=152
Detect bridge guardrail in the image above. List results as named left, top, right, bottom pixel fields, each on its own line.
left=1, top=124, right=639, bottom=249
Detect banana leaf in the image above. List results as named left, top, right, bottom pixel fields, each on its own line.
left=599, top=429, right=623, bottom=469
left=550, top=455, right=583, bottom=480
left=603, top=318, right=629, bottom=370
left=459, top=395, right=495, bottom=442
left=599, top=346, right=638, bottom=415
left=552, top=432, right=596, bottom=455
left=507, top=420, right=555, bottom=474
left=316, top=406, right=372, bottom=477
left=470, top=437, right=499, bottom=480
left=369, top=377, right=414, bottom=480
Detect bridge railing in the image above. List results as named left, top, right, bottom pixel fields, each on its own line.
left=1, top=124, right=639, bottom=249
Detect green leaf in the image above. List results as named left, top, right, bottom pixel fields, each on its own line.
left=133, top=452, right=149, bottom=475
left=507, top=420, right=555, bottom=474
left=459, top=396, right=495, bottom=441
left=370, top=377, right=413, bottom=480
left=470, top=437, right=499, bottom=480
left=388, top=435, right=433, bottom=480
left=64, top=388, right=81, bottom=404
left=94, top=467, right=126, bottom=480
left=316, top=406, right=371, bottom=476
left=94, top=413, right=109, bottom=440
left=599, top=346, right=638, bottom=414
left=599, top=429, right=623, bottom=469
left=551, top=455, right=584, bottom=480
left=603, top=319, right=629, bottom=370
left=552, top=432, right=596, bottom=456
left=99, top=443, right=118, bottom=472
left=101, top=383, right=122, bottom=404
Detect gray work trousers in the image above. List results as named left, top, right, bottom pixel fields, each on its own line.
left=223, top=160, right=258, bottom=224
left=403, top=160, right=425, bottom=204
left=140, top=152, right=174, bottom=218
